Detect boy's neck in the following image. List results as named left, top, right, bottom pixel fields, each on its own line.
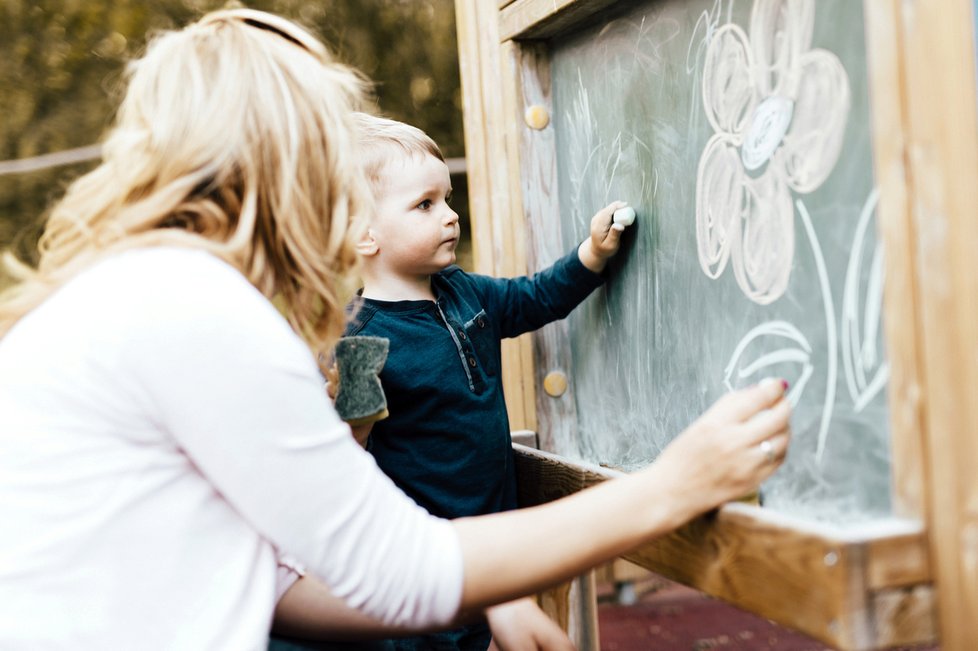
left=361, top=271, right=436, bottom=302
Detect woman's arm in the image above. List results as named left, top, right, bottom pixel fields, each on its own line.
left=273, top=379, right=789, bottom=638
left=272, top=575, right=451, bottom=641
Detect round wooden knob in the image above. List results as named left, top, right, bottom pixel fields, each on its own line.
left=543, top=371, right=568, bottom=397
left=524, top=104, right=550, bottom=130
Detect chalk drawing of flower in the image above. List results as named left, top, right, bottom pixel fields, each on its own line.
left=695, top=0, right=850, bottom=305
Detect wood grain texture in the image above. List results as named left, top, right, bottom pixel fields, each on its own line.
left=455, top=0, right=536, bottom=431
left=864, top=527, right=930, bottom=590
left=498, top=37, right=541, bottom=436
left=509, top=42, right=587, bottom=456
left=513, top=445, right=935, bottom=650
left=536, top=579, right=572, bottom=632
left=454, top=0, right=493, bottom=275
left=870, top=585, right=937, bottom=648
left=499, top=0, right=623, bottom=41
left=510, top=429, right=539, bottom=448
left=863, top=0, right=929, bottom=525
left=536, top=571, right=600, bottom=651
left=595, top=558, right=650, bottom=585
left=898, top=0, right=978, bottom=647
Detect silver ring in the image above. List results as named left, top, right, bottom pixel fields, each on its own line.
left=759, top=439, right=776, bottom=463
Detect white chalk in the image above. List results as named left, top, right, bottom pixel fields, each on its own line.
left=613, top=206, right=636, bottom=227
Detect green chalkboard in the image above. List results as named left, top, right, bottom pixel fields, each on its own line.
left=548, top=0, right=890, bottom=523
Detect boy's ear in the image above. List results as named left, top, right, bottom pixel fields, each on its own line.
left=357, top=228, right=379, bottom=257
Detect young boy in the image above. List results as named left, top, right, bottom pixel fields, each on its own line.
left=346, top=113, right=632, bottom=651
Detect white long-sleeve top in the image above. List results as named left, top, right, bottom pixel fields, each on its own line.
left=0, top=247, right=463, bottom=650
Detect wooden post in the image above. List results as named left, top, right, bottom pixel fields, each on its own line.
left=897, top=0, right=978, bottom=646
left=455, top=0, right=537, bottom=433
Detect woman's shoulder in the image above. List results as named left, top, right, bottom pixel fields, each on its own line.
left=92, top=247, right=257, bottom=303
left=77, top=246, right=282, bottom=333
left=95, top=246, right=245, bottom=287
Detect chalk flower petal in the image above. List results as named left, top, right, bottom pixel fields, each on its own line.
left=778, top=50, right=851, bottom=193
left=732, top=169, right=794, bottom=304
left=702, top=24, right=756, bottom=139
left=696, top=134, right=746, bottom=279
left=750, top=0, right=815, bottom=97
left=696, top=0, right=848, bottom=305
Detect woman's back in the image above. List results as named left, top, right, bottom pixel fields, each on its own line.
left=0, top=245, right=465, bottom=649
left=0, top=247, right=289, bottom=648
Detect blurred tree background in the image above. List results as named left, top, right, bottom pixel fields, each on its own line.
left=0, top=0, right=471, bottom=275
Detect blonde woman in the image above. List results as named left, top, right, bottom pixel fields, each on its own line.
left=0, top=9, right=791, bottom=650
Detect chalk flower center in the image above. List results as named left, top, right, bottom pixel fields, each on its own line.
left=741, top=95, right=794, bottom=171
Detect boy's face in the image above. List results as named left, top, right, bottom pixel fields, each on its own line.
left=369, top=152, right=459, bottom=277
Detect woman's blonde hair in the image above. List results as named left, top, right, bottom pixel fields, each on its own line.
left=0, top=9, right=370, bottom=361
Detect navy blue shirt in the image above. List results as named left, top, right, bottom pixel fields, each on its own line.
left=345, top=248, right=604, bottom=519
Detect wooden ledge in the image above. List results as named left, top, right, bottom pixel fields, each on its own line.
left=499, top=0, right=625, bottom=41
left=512, top=444, right=936, bottom=650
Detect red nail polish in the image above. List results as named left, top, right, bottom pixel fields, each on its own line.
left=781, top=380, right=789, bottom=391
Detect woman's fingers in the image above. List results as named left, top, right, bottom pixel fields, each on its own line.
left=740, top=402, right=791, bottom=478
left=652, top=380, right=793, bottom=514
left=711, top=377, right=787, bottom=423
left=741, top=397, right=792, bottom=446
left=753, top=430, right=790, bottom=465
left=719, top=393, right=792, bottom=494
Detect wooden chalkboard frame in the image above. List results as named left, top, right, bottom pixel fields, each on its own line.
left=456, top=0, right=978, bottom=648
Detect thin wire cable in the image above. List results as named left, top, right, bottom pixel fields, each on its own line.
left=0, top=147, right=466, bottom=178
left=0, top=145, right=102, bottom=177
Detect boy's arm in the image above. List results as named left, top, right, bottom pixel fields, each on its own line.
left=481, top=200, right=632, bottom=338
left=274, top=579, right=574, bottom=651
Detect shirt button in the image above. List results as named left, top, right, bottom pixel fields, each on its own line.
left=477, top=318, right=486, bottom=328
left=458, top=331, right=467, bottom=340
left=468, top=356, right=477, bottom=367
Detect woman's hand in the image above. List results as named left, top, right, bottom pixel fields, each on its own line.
left=486, top=598, right=575, bottom=651
left=452, top=378, right=792, bottom=612
left=645, top=377, right=791, bottom=524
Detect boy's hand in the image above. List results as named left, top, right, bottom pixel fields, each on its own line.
left=578, top=200, right=631, bottom=273
left=324, top=363, right=340, bottom=401
left=325, top=362, right=374, bottom=448
left=486, top=598, right=575, bottom=651
left=350, top=423, right=373, bottom=449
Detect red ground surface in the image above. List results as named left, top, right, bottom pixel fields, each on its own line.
left=596, top=575, right=939, bottom=651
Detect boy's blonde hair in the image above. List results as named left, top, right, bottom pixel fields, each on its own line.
left=0, top=9, right=370, bottom=362
left=353, top=112, right=444, bottom=188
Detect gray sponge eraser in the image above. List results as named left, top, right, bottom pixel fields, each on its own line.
left=333, top=336, right=390, bottom=426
